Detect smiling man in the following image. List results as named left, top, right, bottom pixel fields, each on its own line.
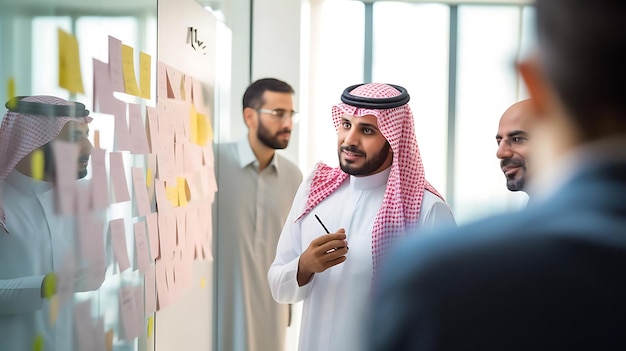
left=496, top=99, right=533, bottom=193
left=268, top=83, right=456, bottom=351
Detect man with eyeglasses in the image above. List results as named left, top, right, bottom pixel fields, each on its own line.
left=496, top=99, right=533, bottom=195
left=215, top=78, right=303, bottom=351
left=268, top=83, right=455, bottom=351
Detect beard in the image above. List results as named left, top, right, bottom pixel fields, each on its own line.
left=257, top=118, right=290, bottom=150
left=501, top=157, right=526, bottom=191
left=339, top=141, right=391, bottom=176
left=42, top=143, right=89, bottom=180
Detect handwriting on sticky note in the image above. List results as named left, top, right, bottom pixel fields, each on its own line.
left=134, top=221, right=151, bottom=273
left=110, top=218, right=131, bottom=272
left=121, top=44, right=141, bottom=96
left=58, top=28, right=84, bottom=94
left=131, top=167, right=151, bottom=216
left=109, top=36, right=124, bottom=93
left=128, top=103, right=150, bottom=154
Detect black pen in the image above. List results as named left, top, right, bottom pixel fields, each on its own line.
left=314, top=214, right=330, bottom=234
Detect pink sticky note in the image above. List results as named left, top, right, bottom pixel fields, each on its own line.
left=73, top=300, right=95, bottom=351
left=56, top=251, right=77, bottom=304
left=175, top=141, right=184, bottom=175
left=202, top=142, right=215, bottom=166
left=155, top=260, right=170, bottom=310
left=146, top=154, right=157, bottom=204
left=119, top=286, right=139, bottom=340
left=146, top=106, right=159, bottom=154
left=133, top=221, right=151, bottom=273
left=93, top=58, right=116, bottom=115
left=133, top=285, right=144, bottom=335
left=157, top=61, right=167, bottom=99
left=154, top=179, right=170, bottom=212
left=183, top=75, right=193, bottom=103
left=165, top=65, right=182, bottom=100
left=185, top=207, right=199, bottom=251
left=108, top=36, right=125, bottom=93
left=146, top=212, right=159, bottom=260
left=144, top=264, right=157, bottom=316
left=113, top=102, right=132, bottom=151
left=110, top=218, right=131, bottom=272
left=175, top=208, right=186, bottom=247
left=165, top=261, right=177, bottom=299
left=131, top=167, right=151, bottom=216
left=90, top=148, right=109, bottom=210
left=110, top=152, right=130, bottom=203
left=128, top=103, right=151, bottom=155
left=51, top=140, right=78, bottom=215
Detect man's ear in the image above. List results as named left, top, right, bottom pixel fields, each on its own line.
left=518, top=55, right=551, bottom=117
left=243, top=107, right=257, bottom=129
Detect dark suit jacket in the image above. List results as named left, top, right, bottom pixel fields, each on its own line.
left=368, top=160, right=626, bottom=351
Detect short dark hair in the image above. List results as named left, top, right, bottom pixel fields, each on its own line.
left=242, top=78, right=295, bottom=111
left=536, top=0, right=626, bottom=138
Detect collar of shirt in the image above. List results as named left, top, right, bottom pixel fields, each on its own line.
left=349, top=166, right=391, bottom=191
left=236, top=136, right=279, bottom=172
left=527, top=136, right=626, bottom=204
left=5, top=169, right=54, bottom=195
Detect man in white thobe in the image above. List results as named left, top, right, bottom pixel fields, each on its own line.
left=0, top=95, right=96, bottom=351
left=216, top=79, right=303, bottom=351
left=268, top=83, right=456, bottom=351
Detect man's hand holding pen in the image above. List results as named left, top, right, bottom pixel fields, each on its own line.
left=296, top=227, right=349, bottom=287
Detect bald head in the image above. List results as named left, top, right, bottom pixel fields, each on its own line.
left=496, top=99, right=534, bottom=192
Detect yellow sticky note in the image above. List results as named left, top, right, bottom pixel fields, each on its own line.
left=49, top=295, right=59, bottom=326
left=147, top=316, right=154, bottom=338
left=57, top=28, right=85, bottom=94
left=139, top=52, right=152, bottom=99
left=190, top=106, right=199, bottom=144
left=146, top=168, right=153, bottom=188
left=196, top=112, right=212, bottom=146
left=42, top=272, right=56, bottom=299
left=7, top=77, right=16, bottom=109
left=177, top=177, right=188, bottom=207
left=31, top=149, right=45, bottom=181
left=166, top=185, right=179, bottom=207
left=121, top=44, right=141, bottom=96
left=200, top=277, right=206, bottom=288
left=32, top=334, right=44, bottom=351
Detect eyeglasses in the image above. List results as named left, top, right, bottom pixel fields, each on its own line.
left=257, top=108, right=300, bottom=124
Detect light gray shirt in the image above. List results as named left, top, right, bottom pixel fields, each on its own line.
left=215, top=137, right=303, bottom=351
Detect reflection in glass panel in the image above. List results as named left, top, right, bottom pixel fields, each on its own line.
left=454, top=5, right=527, bottom=224
left=372, top=2, right=449, bottom=197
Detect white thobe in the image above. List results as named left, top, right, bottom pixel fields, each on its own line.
left=268, top=167, right=456, bottom=351
left=216, top=137, right=303, bottom=351
left=0, top=170, right=76, bottom=351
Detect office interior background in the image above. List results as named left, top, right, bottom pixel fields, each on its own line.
left=0, top=0, right=533, bottom=349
